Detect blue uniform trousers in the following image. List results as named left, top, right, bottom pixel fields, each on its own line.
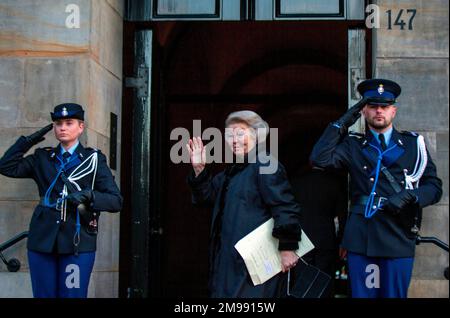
left=28, top=250, right=95, bottom=298
left=347, top=252, right=414, bottom=298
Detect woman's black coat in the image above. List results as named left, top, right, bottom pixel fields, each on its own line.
left=188, top=157, right=302, bottom=298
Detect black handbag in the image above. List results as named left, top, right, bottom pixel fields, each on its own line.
left=282, top=258, right=332, bottom=298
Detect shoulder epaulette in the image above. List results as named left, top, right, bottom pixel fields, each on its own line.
left=401, top=130, right=418, bottom=137
left=42, top=147, right=53, bottom=151
left=348, top=131, right=364, bottom=138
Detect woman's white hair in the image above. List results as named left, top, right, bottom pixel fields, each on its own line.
left=225, top=110, right=269, bottom=142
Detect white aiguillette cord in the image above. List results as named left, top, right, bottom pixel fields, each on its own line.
left=404, top=135, right=428, bottom=190
left=62, top=152, right=98, bottom=221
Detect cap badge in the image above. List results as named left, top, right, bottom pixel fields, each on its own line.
left=377, top=84, right=384, bottom=95
left=61, top=107, right=68, bottom=117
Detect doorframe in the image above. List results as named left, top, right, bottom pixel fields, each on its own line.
left=120, top=21, right=162, bottom=298
left=119, top=19, right=372, bottom=298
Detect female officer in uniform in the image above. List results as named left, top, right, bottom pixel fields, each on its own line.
left=0, top=103, right=123, bottom=298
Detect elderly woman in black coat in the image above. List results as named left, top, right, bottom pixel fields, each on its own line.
left=186, top=110, right=302, bottom=298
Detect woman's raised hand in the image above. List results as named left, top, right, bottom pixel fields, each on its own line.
left=186, top=137, right=206, bottom=177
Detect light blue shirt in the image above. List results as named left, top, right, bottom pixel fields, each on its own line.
left=370, top=127, right=393, bottom=147
left=60, top=140, right=79, bottom=156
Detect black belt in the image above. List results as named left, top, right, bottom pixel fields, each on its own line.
left=351, top=195, right=387, bottom=208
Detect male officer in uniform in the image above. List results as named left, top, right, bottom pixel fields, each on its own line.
left=0, top=103, right=123, bottom=298
left=310, top=79, right=442, bottom=298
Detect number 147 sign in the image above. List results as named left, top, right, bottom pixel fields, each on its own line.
left=366, top=5, right=417, bottom=30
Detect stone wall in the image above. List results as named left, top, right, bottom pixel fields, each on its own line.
left=374, top=0, right=449, bottom=298
left=1, top=0, right=447, bottom=299
left=0, top=0, right=123, bottom=297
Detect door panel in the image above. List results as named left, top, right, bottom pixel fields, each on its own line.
left=157, top=22, right=349, bottom=296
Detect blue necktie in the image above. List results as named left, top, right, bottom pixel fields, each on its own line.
left=62, top=152, right=71, bottom=163
left=379, top=133, right=387, bottom=151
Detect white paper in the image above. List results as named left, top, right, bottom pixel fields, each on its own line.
left=234, top=218, right=314, bottom=286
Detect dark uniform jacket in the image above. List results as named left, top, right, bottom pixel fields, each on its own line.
left=0, top=136, right=123, bottom=254
left=187, top=156, right=302, bottom=298
left=310, top=124, right=442, bottom=258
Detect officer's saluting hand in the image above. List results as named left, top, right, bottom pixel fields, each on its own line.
left=25, top=124, right=54, bottom=146
left=333, top=97, right=368, bottom=134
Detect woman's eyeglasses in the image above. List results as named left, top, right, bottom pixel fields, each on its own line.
left=224, top=129, right=248, bottom=140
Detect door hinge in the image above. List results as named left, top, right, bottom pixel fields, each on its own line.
left=150, top=227, right=163, bottom=236
left=350, top=68, right=365, bottom=100
left=125, top=64, right=150, bottom=98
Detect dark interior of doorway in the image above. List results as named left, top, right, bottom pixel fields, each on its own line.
left=121, top=20, right=368, bottom=298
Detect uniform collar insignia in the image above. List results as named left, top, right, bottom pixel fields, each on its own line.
left=362, top=130, right=374, bottom=147
left=48, top=147, right=58, bottom=160
left=75, top=143, right=88, bottom=159
left=361, top=139, right=368, bottom=147
left=391, top=128, right=405, bottom=148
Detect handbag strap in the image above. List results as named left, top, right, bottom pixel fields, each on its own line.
left=287, top=269, right=291, bottom=296
left=286, top=257, right=309, bottom=296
